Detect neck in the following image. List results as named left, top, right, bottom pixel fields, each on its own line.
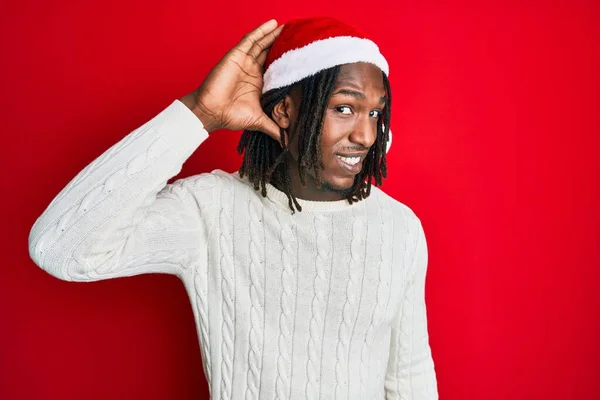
left=271, top=155, right=348, bottom=202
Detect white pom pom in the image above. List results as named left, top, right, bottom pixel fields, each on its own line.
left=382, top=124, right=392, bottom=153
left=386, top=129, right=392, bottom=153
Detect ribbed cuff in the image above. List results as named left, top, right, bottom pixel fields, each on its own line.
left=150, top=99, right=209, bottom=161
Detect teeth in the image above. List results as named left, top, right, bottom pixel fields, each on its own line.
left=337, top=155, right=361, bottom=165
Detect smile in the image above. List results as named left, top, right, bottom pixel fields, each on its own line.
left=336, top=155, right=363, bottom=174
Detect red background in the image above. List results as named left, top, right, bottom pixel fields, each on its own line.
left=1, top=0, right=599, bottom=399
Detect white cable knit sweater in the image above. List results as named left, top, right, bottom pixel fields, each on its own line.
left=28, top=99, right=438, bottom=399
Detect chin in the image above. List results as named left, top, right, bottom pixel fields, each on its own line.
left=321, top=176, right=355, bottom=195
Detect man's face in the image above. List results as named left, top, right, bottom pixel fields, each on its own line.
left=286, top=62, right=387, bottom=195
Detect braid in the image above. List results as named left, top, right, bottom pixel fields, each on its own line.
left=238, top=66, right=392, bottom=213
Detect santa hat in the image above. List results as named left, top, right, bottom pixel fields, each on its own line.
left=263, top=17, right=392, bottom=152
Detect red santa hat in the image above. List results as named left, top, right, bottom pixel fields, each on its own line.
left=263, top=17, right=393, bottom=152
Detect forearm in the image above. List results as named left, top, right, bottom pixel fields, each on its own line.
left=28, top=100, right=209, bottom=281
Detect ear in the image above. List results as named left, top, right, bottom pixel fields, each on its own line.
left=271, top=93, right=297, bottom=146
left=271, top=95, right=292, bottom=129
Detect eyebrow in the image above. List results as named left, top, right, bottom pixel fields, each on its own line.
left=332, top=88, right=387, bottom=105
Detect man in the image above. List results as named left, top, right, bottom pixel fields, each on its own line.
left=28, top=17, right=438, bottom=399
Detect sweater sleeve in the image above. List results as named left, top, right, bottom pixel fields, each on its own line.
left=28, top=100, right=214, bottom=282
left=384, top=219, right=439, bottom=399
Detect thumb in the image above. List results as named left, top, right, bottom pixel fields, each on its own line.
left=251, top=113, right=284, bottom=146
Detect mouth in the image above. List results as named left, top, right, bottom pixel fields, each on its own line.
left=335, top=153, right=366, bottom=175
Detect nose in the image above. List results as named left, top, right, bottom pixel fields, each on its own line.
left=348, top=115, right=377, bottom=148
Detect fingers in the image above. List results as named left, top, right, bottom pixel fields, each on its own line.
left=237, top=19, right=279, bottom=54
left=256, top=49, right=269, bottom=66
left=250, top=113, right=285, bottom=146
left=253, top=24, right=285, bottom=63
left=249, top=24, right=284, bottom=63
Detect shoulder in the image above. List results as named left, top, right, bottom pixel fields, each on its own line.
left=166, top=169, right=233, bottom=206
left=176, top=169, right=257, bottom=204
left=177, top=169, right=251, bottom=192
left=369, top=185, right=423, bottom=231
left=179, top=169, right=232, bottom=189
left=369, top=187, right=429, bottom=272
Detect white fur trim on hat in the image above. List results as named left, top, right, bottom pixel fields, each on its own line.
left=263, top=36, right=389, bottom=94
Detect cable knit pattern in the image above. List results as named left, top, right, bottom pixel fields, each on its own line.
left=28, top=99, right=438, bottom=400
left=245, top=197, right=264, bottom=400
left=306, top=215, right=332, bottom=400
left=373, top=195, right=396, bottom=398
left=219, top=185, right=236, bottom=400
left=358, top=194, right=397, bottom=398
left=30, top=108, right=205, bottom=281
left=275, top=211, right=297, bottom=400
left=185, top=174, right=218, bottom=388
left=334, top=207, right=365, bottom=399
left=194, top=262, right=212, bottom=384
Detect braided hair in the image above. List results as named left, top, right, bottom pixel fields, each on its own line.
left=237, top=64, right=392, bottom=213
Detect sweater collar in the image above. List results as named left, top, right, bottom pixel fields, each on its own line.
left=263, top=180, right=360, bottom=212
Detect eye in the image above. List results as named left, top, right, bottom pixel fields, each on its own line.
left=370, top=110, right=382, bottom=118
left=335, top=106, right=353, bottom=115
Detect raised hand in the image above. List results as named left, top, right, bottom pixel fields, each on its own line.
left=181, top=19, right=284, bottom=142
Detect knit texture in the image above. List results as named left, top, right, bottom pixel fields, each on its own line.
left=28, top=100, right=438, bottom=399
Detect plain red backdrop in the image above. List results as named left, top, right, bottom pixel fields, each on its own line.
left=1, top=0, right=599, bottom=399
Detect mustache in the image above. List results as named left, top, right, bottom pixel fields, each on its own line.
left=336, top=146, right=370, bottom=152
